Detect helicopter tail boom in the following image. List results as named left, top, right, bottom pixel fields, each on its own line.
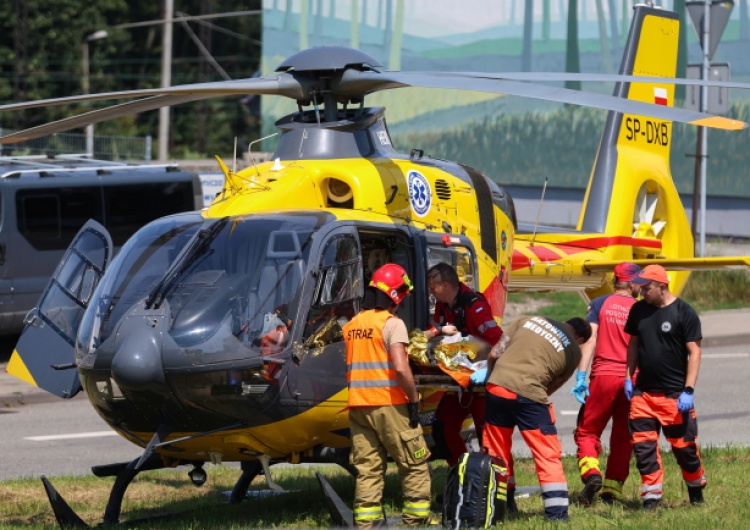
left=508, top=5, right=747, bottom=299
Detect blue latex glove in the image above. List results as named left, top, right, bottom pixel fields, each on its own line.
left=678, top=391, right=694, bottom=412
left=570, top=370, right=589, bottom=404
left=624, top=379, right=633, bottom=401
left=470, top=368, right=488, bottom=385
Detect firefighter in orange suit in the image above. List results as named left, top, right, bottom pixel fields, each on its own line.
left=478, top=316, right=591, bottom=521
left=344, top=264, right=431, bottom=528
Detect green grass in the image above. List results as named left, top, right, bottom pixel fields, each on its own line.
left=681, top=269, right=750, bottom=313
left=2, top=446, right=749, bottom=528
left=507, top=291, right=588, bottom=322
left=508, top=268, right=750, bottom=321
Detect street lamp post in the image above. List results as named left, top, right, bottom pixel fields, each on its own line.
left=159, top=0, right=174, bottom=162
left=81, top=30, right=109, bottom=157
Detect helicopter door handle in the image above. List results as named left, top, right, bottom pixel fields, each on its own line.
left=50, top=362, right=77, bottom=371
left=385, top=185, right=398, bottom=205
left=23, top=308, right=40, bottom=327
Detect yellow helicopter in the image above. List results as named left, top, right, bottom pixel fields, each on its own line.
left=4, top=4, right=750, bottom=527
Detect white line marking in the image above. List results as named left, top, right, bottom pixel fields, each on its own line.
left=703, top=353, right=749, bottom=359
left=560, top=410, right=579, bottom=416
left=25, top=431, right=118, bottom=441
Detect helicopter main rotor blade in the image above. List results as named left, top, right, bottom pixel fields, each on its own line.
left=0, top=74, right=303, bottom=113
left=1, top=59, right=747, bottom=144
left=425, top=71, right=750, bottom=91
left=336, top=70, right=747, bottom=130
left=0, top=74, right=309, bottom=144
left=0, top=95, right=206, bottom=143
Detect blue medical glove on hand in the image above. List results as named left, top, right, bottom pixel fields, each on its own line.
left=570, top=369, right=589, bottom=404
left=624, top=379, right=633, bottom=401
left=678, top=391, right=694, bottom=412
left=470, top=368, right=488, bottom=385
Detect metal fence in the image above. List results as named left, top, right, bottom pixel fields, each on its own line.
left=0, top=129, right=152, bottom=161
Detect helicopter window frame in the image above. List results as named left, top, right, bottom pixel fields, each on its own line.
left=312, top=232, right=363, bottom=308
left=426, top=244, right=478, bottom=317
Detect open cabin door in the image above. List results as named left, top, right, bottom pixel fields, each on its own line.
left=7, top=220, right=113, bottom=398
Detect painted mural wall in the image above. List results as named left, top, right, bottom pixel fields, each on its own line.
left=261, top=0, right=750, bottom=197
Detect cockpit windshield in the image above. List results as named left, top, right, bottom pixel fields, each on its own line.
left=76, top=212, right=321, bottom=362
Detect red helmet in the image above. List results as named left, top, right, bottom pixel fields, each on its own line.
left=369, top=263, right=413, bottom=305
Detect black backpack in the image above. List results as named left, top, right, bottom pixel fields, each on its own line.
left=442, top=451, right=508, bottom=529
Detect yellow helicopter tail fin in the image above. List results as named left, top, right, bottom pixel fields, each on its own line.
left=577, top=5, right=693, bottom=293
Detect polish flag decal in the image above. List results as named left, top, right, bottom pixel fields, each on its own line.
left=654, top=87, right=668, bottom=106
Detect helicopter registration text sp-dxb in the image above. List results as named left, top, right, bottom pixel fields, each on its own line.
left=4, top=4, right=750, bottom=527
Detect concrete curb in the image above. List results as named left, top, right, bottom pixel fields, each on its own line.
left=702, top=334, right=750, bottom=349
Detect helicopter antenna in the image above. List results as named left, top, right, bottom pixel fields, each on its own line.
left=232, top=137, right=237, bottom=173
left=530, top=177, right=548, bottom=248
left=248, top=132, right=279, bottom=177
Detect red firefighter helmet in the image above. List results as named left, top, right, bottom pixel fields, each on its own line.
left=369, top=263, right=413, bottom=305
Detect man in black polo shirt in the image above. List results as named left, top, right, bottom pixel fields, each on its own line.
left=624, top=264, right=706, bottom=511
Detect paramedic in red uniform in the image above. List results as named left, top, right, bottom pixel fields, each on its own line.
left=571, top=262, right=641, bottom=504
left=625, top=264, right=707, bottom=510
left=424, top=262, right=503, bottom=467
left=344, top=263, right=431, bottom=527
left=475, top=316, right=591, bottom=521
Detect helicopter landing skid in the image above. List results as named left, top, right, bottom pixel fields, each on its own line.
left=41, top=452, right=189, bottom=528
left=42, top=449, right=357, bottom=528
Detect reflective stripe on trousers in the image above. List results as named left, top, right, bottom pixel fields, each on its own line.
left=574, top=374, right=632, bottom=483
left=602, top=478, right=624, bottom=499
left=350, top=404, right=431, bottom=528
left=629, top=390, right=705, bottom=501
left=484, top=384, right=569, bottom=519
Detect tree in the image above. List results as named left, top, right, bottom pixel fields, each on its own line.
left=674, top=0, right=688, bottom=104
left=0, top=0, right=262, bottom=157
left=595, top=0, right=613, bottom=73
left=566, top=0, right=581, bottom=90
left=607, top=0, right=619, bottom=54
left=522, top=0, right=533, bottom=71
left=388, top=0, right=404, bottom=70
left=351, top=0, right=360, bottom=48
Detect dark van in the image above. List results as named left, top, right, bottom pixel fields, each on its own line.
left=0, top=155, right=203, bottom=335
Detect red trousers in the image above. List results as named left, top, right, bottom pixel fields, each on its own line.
left=574, top=374, right=632, bottom=484
left=629, top=390, right=706, bottom=502
left=433, top=391, right=485, bottom=467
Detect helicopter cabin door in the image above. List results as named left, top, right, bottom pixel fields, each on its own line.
left=289, top=228, right=363, bottom=401
left=8, top=220, right=113, bottom=398
left=289, top=227, right=418, bottom=412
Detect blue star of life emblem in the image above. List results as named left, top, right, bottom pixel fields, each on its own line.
left=408, top=170, right=431, bottom=218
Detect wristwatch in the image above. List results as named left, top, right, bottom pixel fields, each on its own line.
left=683, top=386, right=695, bottom=394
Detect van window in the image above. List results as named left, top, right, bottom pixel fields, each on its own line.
left=103, top=182, right=194, bottom=246
left=15, top=181, right=195, bottom=251
left=17, top=188, right=102, bottom=251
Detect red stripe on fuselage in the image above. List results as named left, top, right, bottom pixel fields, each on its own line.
left=511, top=236, right=662, bottom=270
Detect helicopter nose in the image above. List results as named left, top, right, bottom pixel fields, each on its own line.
left=111, top=319, right=165, bottom=390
